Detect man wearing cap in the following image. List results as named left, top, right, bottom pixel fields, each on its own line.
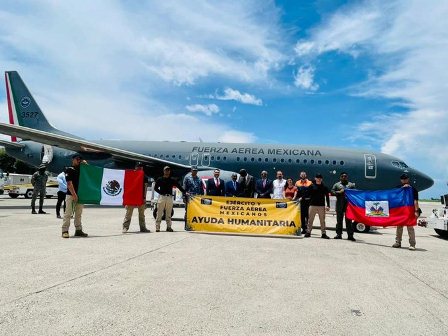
left=31, top=163, right=49, bottom=214
left=154, top=166, right=185, bottom=232
left=305, top=173, right=331, bottom=239
left=206, top=169, right=225, bottom=196
left=255, top=171, right=273, bottom=199
left=122, top=163, right=150, bottom=233
left=183, top=166, right=204, bottom=230
left=331, top=172, right=356, bottom=241
left=393, top=173, right=420, bottom=250
left=238, top=169, right=255, bottom=198
left=62, top=154, right=88, bottom=238
left=225, top=173, right=241, bottom=197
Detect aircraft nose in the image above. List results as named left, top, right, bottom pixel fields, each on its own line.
left=413, top=170, right=434, bottom=191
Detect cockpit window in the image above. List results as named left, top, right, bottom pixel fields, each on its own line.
left=392, top=161, right=409, bottom=169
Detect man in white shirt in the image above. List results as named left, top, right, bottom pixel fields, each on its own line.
left=56, top=169, right=67, bottom=219
left=272, top=171, right=286, bottom=199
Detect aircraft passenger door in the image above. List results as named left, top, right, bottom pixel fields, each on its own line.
left=190, top=152, right=199, bottom=166
left=364, top=154, right=376, bottom=179
left=201, top=153, right=210, bottom=167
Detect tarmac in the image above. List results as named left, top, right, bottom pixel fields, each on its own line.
left=0, top=196, right=447, bottom=336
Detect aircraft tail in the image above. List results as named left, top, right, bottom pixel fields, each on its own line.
left=5, top=71, right=59, bottom=141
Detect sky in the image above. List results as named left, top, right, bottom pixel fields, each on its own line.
left=0, top=0, right=447, bottom=198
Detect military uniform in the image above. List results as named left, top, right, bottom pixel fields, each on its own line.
left=31, top=166, right=49, bottom=214
left=331, top=181, right=356, bottom=239
left=122, top=173, right=150, bottom=233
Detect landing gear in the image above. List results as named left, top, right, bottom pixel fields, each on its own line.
left=353, top=221, right=371, bottom=233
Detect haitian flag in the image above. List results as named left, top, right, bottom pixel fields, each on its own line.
left=345, top=187, right=416, bottom=226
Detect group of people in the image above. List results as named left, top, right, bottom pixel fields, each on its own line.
left=28, top=157, right=420, bottom=249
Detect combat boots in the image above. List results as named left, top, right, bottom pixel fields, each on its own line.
left=74, top=230, right=88, bottom=237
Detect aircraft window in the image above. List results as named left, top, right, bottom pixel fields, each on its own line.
left=280, top=158, right=285, bottom=163
left=325, top=160, right=329, bottom=164
left=332, top=160, right=337, bottom=165
left=392, top=161, right=400, bottom=168
left=172, top=155, right=175, bottom=158
left=166, top=155, right=170, bottom=158
left=217, top=156, right=220, bottom=160
left=237, top=157, right=240, bottom=161
left=288, top=159, right=292, bottom=163
left=211, top=156, right=215, bottom=160
left=400, top=161, right=408, bottom=168
left=273, top=158, right=277, bottom=163
left=296, top=159, right=300, bottom=163
left=311, top=159, right=315, bottom=164
left=178, top=155, right=181, bottom=159
left=223, top=156, right=227, bottom=161
left=318, top=160, right=322, bottom=164
left=258, top=158, right=262, bottom=162
left=244, top=157, right=248, bottom=162
left=265, top=158, right=269, bottom=162
left=251, top=158, right=255, bottom=162
left=340, top=161, right=345, bottom=165
left=303, top=159, right=307, bottom=164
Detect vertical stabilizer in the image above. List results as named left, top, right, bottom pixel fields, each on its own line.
left=5, top=71, right=57, bottom=138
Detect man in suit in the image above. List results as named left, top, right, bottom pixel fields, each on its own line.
left=206, top=169, right=225, bottom=196
left=255, top=170, right=273, bottom=198
left=238, top=169, right=255, bottom=198
left=225, top=173, right=241, bottom=197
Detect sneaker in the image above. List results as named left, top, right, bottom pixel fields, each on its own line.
left=334, top=235, right=342, bottom=239
left=32, top=210, right=37, bottom=214
left=38, top=210, right=47, bottom=214
left=74, top=230, right=88, bottom=237
left=140, top=227, right=151, bottom=233
left=57, top=215, right=62, bottom=219
left=62, top=232, right=69, bottom=238
left=301, top=229, right=307, bottom=234
left=392, top=242, right=401, bottom=248
left=321, top=234, right=330, bottom=239
left=347, top=237, right=356, bottom=242
left=156, top=229, right=160, bottom=232
left=166, top=227, right=174, bottom=232
left=122, top=227, right=129, bottom=234
left=409, top=246, right=416, bottom=251
left=304, top=233, right=311, bottom=238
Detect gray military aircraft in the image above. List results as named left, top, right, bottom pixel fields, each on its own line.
left=0, top=71, right=434, bottom=195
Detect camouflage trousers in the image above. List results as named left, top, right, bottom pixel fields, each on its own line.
left=31, top=187, right=46, bottom=210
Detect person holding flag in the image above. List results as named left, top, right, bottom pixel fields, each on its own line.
left=393, top=174, right=420, bottom=250
left=331, top=172, right=356, bottom=241
left=122, top=162, right=150, bottom=233
left=61, top=154, right=88, bottom=238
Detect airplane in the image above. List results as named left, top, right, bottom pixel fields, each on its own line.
left=0, top=71, right=434, bottom=197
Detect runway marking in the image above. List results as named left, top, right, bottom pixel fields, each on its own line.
left=1, top=236, right=191, bottom=307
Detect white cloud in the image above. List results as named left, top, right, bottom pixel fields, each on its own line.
left=297, top=0, right=448, bottom=195
left=0, top=1, right=286, bottom=144
left=293, top=65, right=319, bottom=91
left=218, top=130, right=256, bottom=143
left=186, top=104, right=219, bottom=116
left=212, top=88, right=262, bottom=106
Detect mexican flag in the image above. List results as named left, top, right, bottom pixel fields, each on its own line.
left=78, top=165, right=144, bottom=206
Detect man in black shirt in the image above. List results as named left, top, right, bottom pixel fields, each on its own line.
left=154, top=166, right=185, bottom=232
left=305, top=173, right=330, bottom=239
left=392, top=173, right=419, bottom=250
left=238, top=169, right=255, bottom=198
left=62, top=154, right=88, bottom=238
left=122, top=162, right=150, bottom=233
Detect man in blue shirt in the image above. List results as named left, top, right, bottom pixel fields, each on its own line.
left=183, top=166, right=204, bottom=230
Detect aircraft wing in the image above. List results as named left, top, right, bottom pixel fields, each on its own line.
left=0, top=122, right=191, bottom=171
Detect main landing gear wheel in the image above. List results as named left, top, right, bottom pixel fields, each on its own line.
left=353, top=222, right=370, bottom=233
left=153, top=208, right=175, bottom=220
left=25, top=190, right=34, bottom=199
left=434, top=229, right=448, bottom=238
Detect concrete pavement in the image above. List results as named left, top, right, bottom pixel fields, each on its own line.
left=0, top=196, right=447, bottom=335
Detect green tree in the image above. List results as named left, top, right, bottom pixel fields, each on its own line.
left=0, top=149, right=34, bottom=174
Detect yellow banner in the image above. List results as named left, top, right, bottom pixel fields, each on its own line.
left=186, top=196, right=301, bottom=235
